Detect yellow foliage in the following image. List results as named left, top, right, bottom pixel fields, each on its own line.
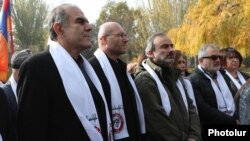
left=168, top=0, right=250, bottom=56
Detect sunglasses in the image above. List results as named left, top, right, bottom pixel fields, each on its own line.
left=202, top=55, right=222, bottom=61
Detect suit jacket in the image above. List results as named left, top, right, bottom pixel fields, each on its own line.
left=1, top=82, right=18, bottom=133
left=0, top=88, right=16, bottom=141
left=189, top=68, right=237, bottom=125
left=17, top=50, right=97, bottom=141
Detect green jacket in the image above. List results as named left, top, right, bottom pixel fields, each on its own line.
left=134, top=59, right=201, bottom=141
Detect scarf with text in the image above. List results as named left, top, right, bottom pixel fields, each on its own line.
left=94, top=48, right=145, bottom=140
left=49, top=41, right=112, bottom=141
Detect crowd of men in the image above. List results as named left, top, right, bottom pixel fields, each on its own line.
left=0, top=3, right=249, bottom=141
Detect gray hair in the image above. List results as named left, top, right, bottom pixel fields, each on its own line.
left=145, top=32, right=166, bottom=57
left=198, top=44, right=219, bottom=59
left=48, top=4, right=76, bottom=41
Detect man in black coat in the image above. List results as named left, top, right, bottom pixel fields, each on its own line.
left=0, top=88, right=16, bottom=141
left=1, top=49, right=32, bottom=137
left=17, top=4, right=112, bottom=141
left=189, top=44, right=238, bottom=125
left=89, top=22, right=145, bottom=141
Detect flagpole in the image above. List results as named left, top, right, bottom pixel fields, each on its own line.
left=8, top=0, right=14, bottom=54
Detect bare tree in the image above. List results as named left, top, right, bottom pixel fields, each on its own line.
left=12, top=0, right=48, bottom=52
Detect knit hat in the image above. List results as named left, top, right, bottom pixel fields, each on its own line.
left=11, top=49, right=32, bottom=69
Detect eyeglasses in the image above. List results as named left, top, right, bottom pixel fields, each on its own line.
left=107, top=33, right=127, bottom=38
left=202, top=55, right=222, bottom=61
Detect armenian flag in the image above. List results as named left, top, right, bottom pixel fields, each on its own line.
left=0, top=0, right=14, bottom=81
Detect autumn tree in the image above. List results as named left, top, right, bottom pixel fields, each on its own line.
left=171, top=0, right=197, bottom=26
left=168, top=0, right=250, bottom=57
left=93, top=0, right=198, bottom=62
left=131, top=0, right=197, bottom=56
left=135, top=0, right=197, bottom=31
left=12, top=0, right=48, bottom=52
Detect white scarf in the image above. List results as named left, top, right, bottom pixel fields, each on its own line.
left=142, top=60, right=171, bottom=116
left=0, top=134, right=2, bottom=141
left=225, top=70, right=246, bottom=90
left=94, top=49, right=145, bottom=140
left=9, top=74, right=18, bottom=102
left=176, top=79, right=188, bottom=112
left=198, top=65, right=235, bottom=116
left=182, top=77, right=198, bottom=112
left=49, top=41, right=112, bottom=141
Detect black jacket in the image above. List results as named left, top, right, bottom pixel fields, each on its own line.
left=89, top=56, right=143, bottom=141
left=1, top=82, right=18, bottom=135
left=189, top=68, right=237, bottom=125
left=0, top=88, right=17, bottom=141
left=17, top=50, right=108, bottom=141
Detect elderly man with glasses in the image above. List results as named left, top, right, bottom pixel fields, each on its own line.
left=189, top=44, right=239, bottom=127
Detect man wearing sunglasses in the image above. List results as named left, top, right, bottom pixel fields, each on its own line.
left=134, top=32, right=201, bottom=141
left=189, top=44, right=239, bottom=127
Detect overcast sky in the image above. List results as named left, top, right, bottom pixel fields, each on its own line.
left=44, top=0, right=141, bottom=23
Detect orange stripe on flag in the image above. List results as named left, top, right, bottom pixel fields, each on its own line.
left=0, top=33, right=8, bottom=81
left=0, top=0, right=14, bottom=81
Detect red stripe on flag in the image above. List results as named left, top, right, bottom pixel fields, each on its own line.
left=2, top=0, right=9, bottom=12
left=0, top=0, right=13, bottom=81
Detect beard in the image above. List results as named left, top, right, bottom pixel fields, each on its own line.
left=155, top=56, right=174, bottom=67
left=206, top=64, right=221, bottom=73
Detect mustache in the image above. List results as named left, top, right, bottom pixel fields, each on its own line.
left=83, top=34, right=90, bottom=37
left=168, top=51, right=174, bottom=57
left=169, top=51, right=174, bottom=56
